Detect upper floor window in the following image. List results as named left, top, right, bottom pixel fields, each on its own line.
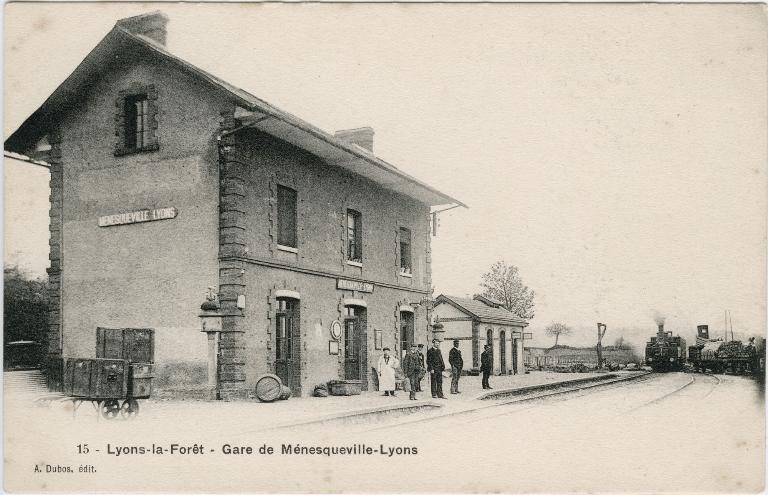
left=277, top=185, right=297, bottom=249
left=115, top=84, right=158, bottom=156
left=347, top=209, right=362, bottom=263
left=124, top=94, right=152, bottom=151
left=399, top=227, right=412, bottom=273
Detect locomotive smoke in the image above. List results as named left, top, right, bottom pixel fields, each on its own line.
left=652, top=311, right=665, bottom=333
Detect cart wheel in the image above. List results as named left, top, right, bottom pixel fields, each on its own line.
left=101, top=399, right=120, bottom=420
left=120, top=399, right=140, bottom=420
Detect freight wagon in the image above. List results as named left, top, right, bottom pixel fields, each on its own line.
left=688, top=325, right=764, bottom=375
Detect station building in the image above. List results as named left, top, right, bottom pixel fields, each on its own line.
left=432, top=295, right=529, bottom=375
left=4, top=12, right=463, bottom=399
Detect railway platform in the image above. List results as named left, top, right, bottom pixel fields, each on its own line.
left=6, top=369, right=646, bottom=431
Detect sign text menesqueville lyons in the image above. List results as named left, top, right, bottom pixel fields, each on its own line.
left=336, top=278, right=374, bottom=293
left=98, top=207, right=178, bottom=227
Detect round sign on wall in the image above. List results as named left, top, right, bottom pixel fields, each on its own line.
left=330, top=320, right=342, bottom=340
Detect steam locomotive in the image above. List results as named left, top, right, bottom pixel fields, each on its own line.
left=644, top=323, right=686, bottom=371
left=688, top=325, right=764, bottom=375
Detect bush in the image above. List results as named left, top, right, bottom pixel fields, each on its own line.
left=4, top=265, right=48, bottom=364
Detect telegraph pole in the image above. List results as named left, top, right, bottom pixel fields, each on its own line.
left=596, top=323, right=608, bottom=369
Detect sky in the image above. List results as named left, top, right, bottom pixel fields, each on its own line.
left=3, top=3, right=766, bottom=350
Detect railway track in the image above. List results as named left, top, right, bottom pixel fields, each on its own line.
left=626, top=372, right=720, bottom=412
left=365, top=372, right=652, bottom=432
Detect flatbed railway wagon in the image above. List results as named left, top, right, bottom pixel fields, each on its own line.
left=44, top=328, right=155, bottom=420
left=645, top=323, right=686, bottom=372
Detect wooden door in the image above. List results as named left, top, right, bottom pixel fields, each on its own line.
left=344, top=316, right=361, bottom=380
left=275, top=299, right=297, bottom=389
left=512, top=338, right=519, bottom=374
left=500, top=331, right=507, bottom=374
left=400, top=311, right=414, bottom=357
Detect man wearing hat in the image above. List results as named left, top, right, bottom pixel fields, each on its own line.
left=426, top=339, right=447, bottom=399
left=449, top=339, right=464, bottom=394
left=480, top=344, right=493, bottom=389
left=416, top=344, right=426, bottom=392
left=401, top=343, right=423, bottom=400
left=377, top=347, right=399, bottom=396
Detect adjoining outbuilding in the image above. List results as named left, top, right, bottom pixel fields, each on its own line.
left=432, top=294, right=530, bottom=375
left=5, top=11, right=465, bottom=399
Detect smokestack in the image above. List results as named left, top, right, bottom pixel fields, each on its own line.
left=657, top=323, right=665, bottom=336
left=334, top=127, right=374, bottom=153
left=116, top=11, right=169, bottom=46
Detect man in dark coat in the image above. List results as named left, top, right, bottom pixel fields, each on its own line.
left=481, top=344, right=493, bottom=389
left=426, top=339, right=446, bottom=399
left=401, top=344, right=423, bottom=400
left=449, top=339, right=463, bottom=394
left=416, top=344, right=426, bottom=392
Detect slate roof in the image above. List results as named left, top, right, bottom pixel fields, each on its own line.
left=5, top=13, right=465, bottom=209
left=435, top=295, right=529, bottom=326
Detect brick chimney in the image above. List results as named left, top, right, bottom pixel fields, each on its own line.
left=334, top=127, right=374, bottom=153
left=116, top=11, right=169, bottom=46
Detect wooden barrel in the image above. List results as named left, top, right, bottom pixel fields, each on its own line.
left=279, top=385, right=291, bottom=400
left=255, top=374, right=283, bottom=402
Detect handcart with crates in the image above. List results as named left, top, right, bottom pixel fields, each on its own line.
left=43, top=328, right=155, bottom=420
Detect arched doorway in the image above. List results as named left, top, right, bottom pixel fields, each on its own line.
left=512, top=337, right=519, bottom=374
left=343, top=305, right=367, bottom=385
left=400, top=310, right=414, bottom=358
left=500, top=330, right=507, bottom=374
left=275, top=297, right=300, bottom=393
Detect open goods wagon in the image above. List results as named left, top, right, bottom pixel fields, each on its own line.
left=688, top=325, right=764, bottom=375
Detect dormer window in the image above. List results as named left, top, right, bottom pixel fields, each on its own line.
left=115, top=84, right=158, bottom=156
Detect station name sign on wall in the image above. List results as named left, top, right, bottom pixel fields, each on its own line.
left=337, top=278, right=374, bottom=293
left=98, top=207, right=178, bottom=227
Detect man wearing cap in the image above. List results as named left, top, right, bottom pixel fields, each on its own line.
left=416, top=344, right=426, bottom=391
left=401, top=344, right=422, bottom=400
left=449, top=339, right=464, bottom=394
left=426, top=339, right=447, bottom=399
left=481, top=344, right=493, bottom=389
left=377, top=347, right=399, bottom=397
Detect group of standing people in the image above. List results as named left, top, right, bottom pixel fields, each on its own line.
left=376, top=339, right=497, bottom=399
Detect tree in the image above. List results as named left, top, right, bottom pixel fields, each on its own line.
left=477, top=261, right=535, bottom=319
left=545, top=322, right=571, bottom=346
left=4, top=265, right=49, bottom=346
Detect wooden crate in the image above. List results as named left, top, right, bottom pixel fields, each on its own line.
left=91, top=358, right=128, bottom=399
left=62, top=358, right=129, bottom=399
left=129, top=363, right=154, bottom=399
left=64, top=358, right=93, bottom=397
left=96, top=328, right=155, bottom=363
left=328, top=380, right=362, bottom=396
